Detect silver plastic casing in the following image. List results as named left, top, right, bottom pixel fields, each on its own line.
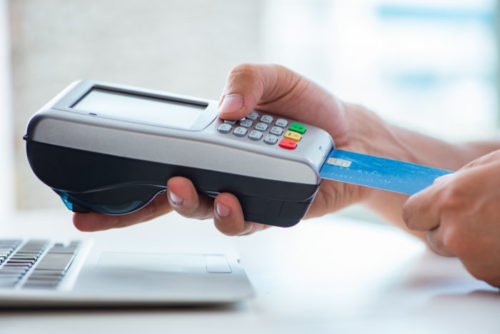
left=25, top=80, right=334, bottom=227
left=28, top=80, right=333, bottom=185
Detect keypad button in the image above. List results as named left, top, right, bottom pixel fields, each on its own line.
left=248, top=130, right=263, bottom=141
left=254, top=122, right=268, bottom=132
left=270, top=126, right=284, bottom=136
left=284, top=130, right=302, bottom=142
left=260, top=115, right=273, bottom=124
left=263, top=134, right=278, bottom=145
left=224, top=120, right=237, bottom=125
left=239, top=119, right=253, bottom=128
left=279, top=138, right=297, bottom=150
left=275, top=118, right=288, bottom=128
left=289, top=122, right=306, bottom=134
left=217, top=123, right=232, bottom=134
left=247, top=111, right=259, bottom=120
left=233, top=127, right=248, bottom=137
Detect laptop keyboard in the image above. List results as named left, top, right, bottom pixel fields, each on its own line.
left=0, top=239, right=80, bottom=289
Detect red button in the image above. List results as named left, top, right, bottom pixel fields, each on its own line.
left=279, top=138, right=297, bottom=150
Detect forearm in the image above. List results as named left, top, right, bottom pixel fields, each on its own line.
left=343, top=104, right=500, bottom=237
left=344, top=104, right=498, bottom=169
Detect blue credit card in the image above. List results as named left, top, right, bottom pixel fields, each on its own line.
left=319, top=149, right=452, bottom=195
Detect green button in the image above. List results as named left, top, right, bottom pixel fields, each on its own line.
left=289, top=122, right=306, bottom=134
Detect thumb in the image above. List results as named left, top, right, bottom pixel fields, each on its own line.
left=218, top=64, right=266, bottom=120
left=217, top=64, right=350, bottom=146
left=218, top=94, right=246, bottom=120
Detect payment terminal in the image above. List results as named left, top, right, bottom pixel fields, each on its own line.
left=24, top=80, right=332, bottom=227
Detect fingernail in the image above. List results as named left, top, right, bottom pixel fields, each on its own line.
left=219, top=94, right=243, bottom=115
left=215, top=202, right=231, bottom=217
left=434, top=173, right=453, bottom=184
left=168, top=191, right=184, bottom=206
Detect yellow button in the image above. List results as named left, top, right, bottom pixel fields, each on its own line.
left=284, top=131, right=302, bottom=142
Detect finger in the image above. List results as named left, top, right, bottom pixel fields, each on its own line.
left=218, top=64, right=277, bottom=119
left=402, top=180, right=445, bottom=231
left=426, top=227, right=456, bottom=257
left=462, top=149, right=500, bottom=170
left=305, top=181, right=367, bottom=218
left=73, top=193, right=172, bottom=232
left=218, top=64, right=347, bottom=142
left=166, top=177, right=214, bottom=220
left=213, top=193, right=268, bottom=236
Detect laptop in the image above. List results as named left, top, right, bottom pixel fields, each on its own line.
left=0, top=235, right=254, bottom=307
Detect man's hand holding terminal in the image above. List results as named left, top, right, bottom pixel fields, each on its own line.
left=74, top=64, right=500, bottom=287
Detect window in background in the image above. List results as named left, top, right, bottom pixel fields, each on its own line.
left=263, top=0, right=498, bottom=141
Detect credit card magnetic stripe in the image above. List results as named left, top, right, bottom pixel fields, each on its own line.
left=319, top=149, right=452, bottom=195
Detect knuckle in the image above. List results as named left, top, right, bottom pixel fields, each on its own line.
left=427, top=231, right=445, bottom=255
left=437, top=183, right=463, bottom=210
left=178, top=199, right=201, bottom=217
left=427, top=233, right=453, bottom=257
left=441, top=225, right=467, bottom=255
left=402, top=199, right=421, bottom=230
left=401, top=202, right=414, bottom=228
left=229, top=63, right=259, bottom=82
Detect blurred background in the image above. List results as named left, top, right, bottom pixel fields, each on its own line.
left=1, top=0, right=498, bottom=221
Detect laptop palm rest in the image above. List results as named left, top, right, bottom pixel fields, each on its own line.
left=71, top=253, right=238, bottom=299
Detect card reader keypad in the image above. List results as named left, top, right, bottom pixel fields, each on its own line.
left=255, top=122, right=268, bottom=132
left=217, top=123, right=232, bottom=134
left=217, top=112, right=306, bottom=150
left=239, top=119, right=253, bottom=128
left=263, top=134, right=278, bottom=145
left=233, top=126, right=248, bottom=137
left=246, top=111, right=259, bottom=121
left=249, top=130, right=263, bottom=141
left=260, top=115, right=273, bottom=124
left=270, top=126, right=284, bottom=136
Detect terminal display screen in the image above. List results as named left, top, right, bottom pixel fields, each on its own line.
left=73, top=88, right=206, bottom=129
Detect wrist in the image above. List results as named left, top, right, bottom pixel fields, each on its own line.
left=342, top=103, right=416, bottom=162
left=338, top=103, right=419, bottom=205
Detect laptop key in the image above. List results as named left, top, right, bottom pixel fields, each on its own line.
left=23, top=282, right=59, bottom=289
left=35, top=253, right=75, bottom=272
left=0, top=239, right=80, bottom=290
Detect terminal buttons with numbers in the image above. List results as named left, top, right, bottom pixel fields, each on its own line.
left=255, top=123, right=268, bottom=132
left=248, top=130, right=263, bottom=141
left=260, top=115, right=273, bottom=124
left=284, top=130, right=302, bottom=142
left=270, top=126, right=284, bottom=136
left=217, top=114, right=308, bottom=148
left=275, top=118, right=288, bottom=128
left=289, top=122, right=306, bottom=134
left=279, top=138, right=297, bottom=150
left=263, top=134, right=278, bottom=145
left=217, top=123, right=232, bottom=134
left=239, top=119, right=253, bottom=128
left=246, top=111, right=259, bottom=120
left=233, top=127, right=248, bottom=137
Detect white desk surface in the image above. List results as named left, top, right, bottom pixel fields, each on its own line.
left=1, top=210, right=499, bottom=334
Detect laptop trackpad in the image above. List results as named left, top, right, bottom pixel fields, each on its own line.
left=98, top=252, right=231, bottom=273
left=72, top=253, right=234, bottom=295
left=73, top=252, right=231, bottom=294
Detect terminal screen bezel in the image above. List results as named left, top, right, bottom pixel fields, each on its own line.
left=52, top=81, right=216, bottom=131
